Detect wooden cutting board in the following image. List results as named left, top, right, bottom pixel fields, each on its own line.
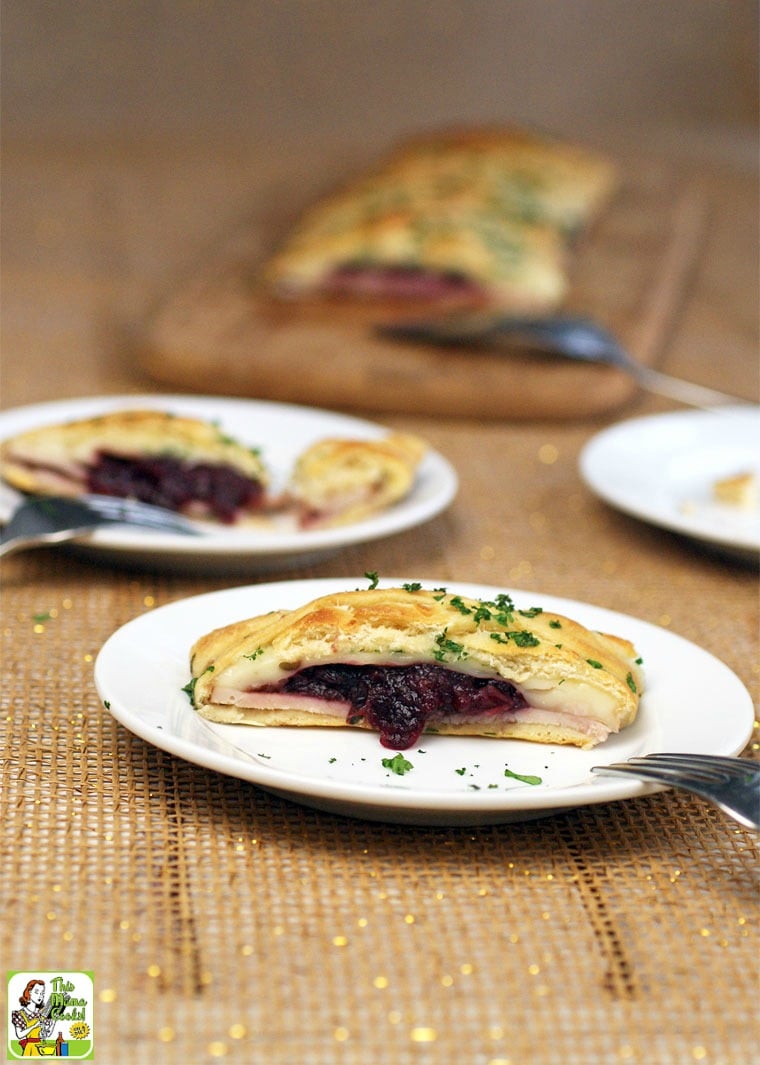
left=138, top=160, right=707, bottom=420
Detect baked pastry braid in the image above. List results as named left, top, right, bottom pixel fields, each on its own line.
left=0, top=409, right=269, bottom=523
left=188, top=584, right=643, bottom=750
left=289, top=432, right=428, bottom=527
left=263, top=126, right=617, bottom=311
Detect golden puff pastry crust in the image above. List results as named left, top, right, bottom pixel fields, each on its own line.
left=289, top=432, right=428, bottom=527
left=188, top=585, right=643, bottom=750
left=0, top=409, right=269, bottom=523
left=262, top=126, right=617, bottom=312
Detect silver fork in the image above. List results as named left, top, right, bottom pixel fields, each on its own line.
left=592, top=753, right=760, bottom=830
left=378, top=314, right=750, bottom=409
left=0, top=494, right=201, bottom=556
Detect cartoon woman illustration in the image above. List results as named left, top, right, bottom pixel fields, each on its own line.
left=11, top=979, right=54, bottom=1056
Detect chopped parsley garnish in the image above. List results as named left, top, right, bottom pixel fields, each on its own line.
left=181, top=664, right=214, bottom=701
left=181, top=677, right=197, bottom=699
left=243, top=647, right=264, bottom=661
left=586, top=659, right=603, bottom=670
left=365, top=571, right=380, bottom=589
left=549, top=619, right=562, bottom=629
left=382, top=753, right=414, bottom=776
left=490, top=630, right=540, bottom=648
left=433, top=630, right=467, bottom=661
left=626, top=672, right=637, bottom=693
left=518, top=607, right=543, bottom=618
left=504, top=767, right=543, bottom=785
left=448, top=596, right=472, bottom=615
left=402, top=582, right=422, bottom=592
left=455, top=767, right=467, bottom=776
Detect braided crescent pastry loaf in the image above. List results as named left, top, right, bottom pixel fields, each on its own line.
left=189, top=585, right=643, bottom=750
left=263, top=126, right=618, bottom=312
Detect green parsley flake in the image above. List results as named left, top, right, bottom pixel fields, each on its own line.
left=490, top=631, right=540, bottom=648
left=434, top=630, right=467, bottom=661
left=586, top=659, right=603, bottom=670
left=181, top=664, right=214, bottom=701
left=382, top=753, right=414, bottom=776
left=504, top=767, right=543, bottom=786
left=365, top=571, right=380, bottom=589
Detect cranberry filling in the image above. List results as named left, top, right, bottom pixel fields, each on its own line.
left=280, top=663, right=528, bottom=749
left=324, top=264, right=484, bottom=301
left=86, top=452, right=264, bottom=523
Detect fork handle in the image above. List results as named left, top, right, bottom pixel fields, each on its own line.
left=623, top=363, right=749, bottom=409
left=0, top=526, right=97, bottom=557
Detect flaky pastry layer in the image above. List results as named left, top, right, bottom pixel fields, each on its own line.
left=188, top=585, right=643, bottom=749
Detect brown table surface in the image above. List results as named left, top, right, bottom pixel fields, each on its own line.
left=1, top=133, right=758, bottom=1065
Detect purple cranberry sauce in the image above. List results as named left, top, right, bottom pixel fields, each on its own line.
left=280, top=662, right=528, bottom=749
left=325, top=264, right=484, bottom=302
left=86, top=452, right=263, bottom=523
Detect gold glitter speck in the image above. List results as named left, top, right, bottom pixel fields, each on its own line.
left=147, top=964, right=161, bottom=978
left=99, top=989, right=117, bottom=1003
left=410, top=1028, right=437, bottom=1043
left=332, top=935, right=348, bottom=946
left=157, top=1027, right=175, bottom=1043
left=334, top=1028, right=350, bottom=1042
left=538, top=444, right=559, bottom=464
left=228, top=1024, right=246, bottom=1039
left=373, top=976, right=389, bottom=989
left=208, top=1042, right=228, bottom=1057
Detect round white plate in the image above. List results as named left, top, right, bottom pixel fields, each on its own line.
left=0, top=395, right=457, bottom=572
left=94, top=576, right=755, bottom=826
left=579, top=406, right=760, bottom=560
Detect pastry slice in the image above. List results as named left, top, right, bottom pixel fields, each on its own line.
left=0, top=409, right=269, bottom=523
left=264, top=199, right=568, bottom=310
left=187, top=585, right=643, bottom=750
left=262, top=125, right=617, bottom=311
left=289, top=432, right=428, bottom=527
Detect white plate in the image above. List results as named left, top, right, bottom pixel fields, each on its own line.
left=579, top=406, right=760, bottom=560
left=94, top=576, right=754, bottom=826
left=0, top=395, right=457, bottom=572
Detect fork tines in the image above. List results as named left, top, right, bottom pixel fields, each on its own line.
left=82, top=494, right=199, bottom=534
left=628, top=754, right=758, bottom=781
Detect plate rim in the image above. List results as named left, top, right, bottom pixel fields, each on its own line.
left=0, top=393, right=458, bottom=559
left=94, top=576, right=756, bottom=822
left=579, top=405, right=760, bottom=554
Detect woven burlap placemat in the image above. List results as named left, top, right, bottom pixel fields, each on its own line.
left=2, top=513, right=757, bottom=1065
